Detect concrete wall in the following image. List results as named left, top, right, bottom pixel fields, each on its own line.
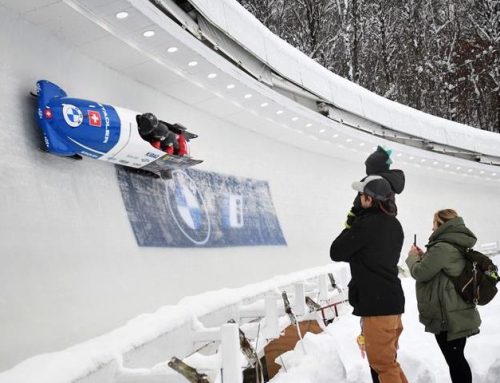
left=1, top=4, right=499, bottom=372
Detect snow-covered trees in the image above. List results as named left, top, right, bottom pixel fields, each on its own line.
left=237, top=0, right=500, bottom=132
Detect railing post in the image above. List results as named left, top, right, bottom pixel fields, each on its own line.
left=318, top=274, right=329, bottom=301
left=221, top=323, right=243, bottom=383
left=294, top=283, right=306, bottom=316
left=264, top=294, right=280, bottom=339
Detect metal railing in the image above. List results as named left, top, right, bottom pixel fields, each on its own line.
left=0, top=265, right=349, bottom=383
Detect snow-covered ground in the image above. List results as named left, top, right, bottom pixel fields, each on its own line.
left=269, top=276, right=500, bottom=383
left=0, top=261, right=498, bottom=383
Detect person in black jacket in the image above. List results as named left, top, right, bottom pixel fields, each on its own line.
left=331, top=175, right=408, bottom=383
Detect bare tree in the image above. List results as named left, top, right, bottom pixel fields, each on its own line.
left=236, top=0, right=500, bottom=132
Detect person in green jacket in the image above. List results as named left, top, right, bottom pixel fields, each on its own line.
left=406, top=209, right=481, bottom=383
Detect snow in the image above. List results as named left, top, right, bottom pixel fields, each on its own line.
left=188, top=0, right=500, bottom=157
left=1, top=260, right=498, bottom=383
left=0, top=1, right=498, bottom=382
left=0, top=306, right=194, bottom=383
left=269, top=270, right=500, bottom=383
left=0, top=265, right=344, bottom=383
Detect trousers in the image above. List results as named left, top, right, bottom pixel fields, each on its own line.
left=435, top=332, right=472, bottom=383
left=363, top=315, right=408, bottom=383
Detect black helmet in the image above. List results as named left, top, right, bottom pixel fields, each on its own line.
left=137, top=113, right=158, bottom=137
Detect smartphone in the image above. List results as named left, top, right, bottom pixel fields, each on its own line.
left=413, top=234, right=417, bottom=246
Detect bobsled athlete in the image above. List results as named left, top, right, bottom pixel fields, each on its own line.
left=137, top=113, right=182, bottom=155
left=171, top=123, right=189, bottom=156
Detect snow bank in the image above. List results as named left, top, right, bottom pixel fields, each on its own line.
left=269, top=277, right=500, bottom=383
left=0, top=265, right=342, bottom=383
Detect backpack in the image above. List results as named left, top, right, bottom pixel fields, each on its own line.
left=449, top=247, right=499, bottom=306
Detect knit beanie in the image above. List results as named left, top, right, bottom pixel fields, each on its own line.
left=365, top=146, right=393, bottom=175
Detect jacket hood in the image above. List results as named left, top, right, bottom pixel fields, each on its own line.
left=427, top=217, right=477, bottom=249
left=377, top=169, right=405, bottom=194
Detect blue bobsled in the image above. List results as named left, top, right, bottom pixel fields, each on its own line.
left=35, top=80, right=202, bottom=178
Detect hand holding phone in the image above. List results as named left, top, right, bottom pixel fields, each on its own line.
left=410, top=234, right=424, bottom=257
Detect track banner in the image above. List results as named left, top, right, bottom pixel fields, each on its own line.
left=117, top=167, right=287, bottom=247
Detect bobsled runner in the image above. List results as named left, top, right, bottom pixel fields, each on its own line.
left=34, top=80, right=202, bottom=179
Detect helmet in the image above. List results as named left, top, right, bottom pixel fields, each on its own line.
left=137, top=112, right=158, bottom=137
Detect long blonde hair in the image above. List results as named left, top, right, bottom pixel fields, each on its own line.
left=434, top=209, right=458, bottom=228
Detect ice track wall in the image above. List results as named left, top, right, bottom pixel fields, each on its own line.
left=0, top=2, right=499, bottom=372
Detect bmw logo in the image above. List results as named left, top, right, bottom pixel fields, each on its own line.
left=165, top=170, right=210, bottom=245
left=62, top=104, right=83, bottom=128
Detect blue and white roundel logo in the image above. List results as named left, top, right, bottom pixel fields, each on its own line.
left=165, top=170, right=210, bottom=245
left=62, top=104, right=83, bottom=128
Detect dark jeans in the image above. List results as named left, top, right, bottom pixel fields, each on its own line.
left=435, top=332, right=472, bottom=383
left=370, top=367, right=379, bottom=383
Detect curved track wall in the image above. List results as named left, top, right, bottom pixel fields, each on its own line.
left=0, top=3, right=499, bottom=371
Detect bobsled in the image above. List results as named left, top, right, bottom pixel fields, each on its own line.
left=34, top=80, right=202, bottom=179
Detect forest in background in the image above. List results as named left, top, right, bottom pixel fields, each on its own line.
left=236, top=0, right=500, bottom=132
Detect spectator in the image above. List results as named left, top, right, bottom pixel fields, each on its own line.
left=346, top=146, right=405, bottom=229
left=331, top=175, right=408, bottom=383
left=405, top=209, right=481, bottom=383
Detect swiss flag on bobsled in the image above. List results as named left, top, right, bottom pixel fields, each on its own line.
left=88, top=110, right=101, bottom=127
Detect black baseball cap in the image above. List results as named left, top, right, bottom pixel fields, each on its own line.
left=352, top=175, right=393, bottom=201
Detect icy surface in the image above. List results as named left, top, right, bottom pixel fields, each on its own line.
left=1, top=0, right=500, bottom=377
